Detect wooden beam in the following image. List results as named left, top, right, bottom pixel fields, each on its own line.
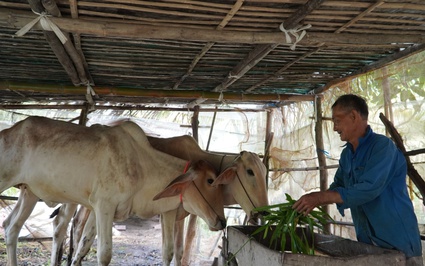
left=2, top=8, right=424, bottom=45
left=0, top=81, right=315, bottom=103
left=0, top=104, right=268, bottom=112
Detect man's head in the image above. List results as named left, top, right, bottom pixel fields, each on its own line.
left=332, top=94, right=369, bottom=120
left=331, top=94, right=369, bottom=147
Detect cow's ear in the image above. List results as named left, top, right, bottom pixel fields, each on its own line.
left=152, top=178, right=191, bottom=200
left=211, top=166, right=237, bottom=186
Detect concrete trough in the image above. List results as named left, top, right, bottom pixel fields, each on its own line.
left=219, top=225, right=406, bottom=266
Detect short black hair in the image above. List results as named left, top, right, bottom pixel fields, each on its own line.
left=332, top=94, right=369, bottom=120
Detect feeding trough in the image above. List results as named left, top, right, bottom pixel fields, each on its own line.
left=219, top=226, right=406, bottom=266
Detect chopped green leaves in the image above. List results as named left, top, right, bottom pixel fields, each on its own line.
left=252, top=193, right=333, bottom=255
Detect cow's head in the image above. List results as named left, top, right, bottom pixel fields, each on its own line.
left=212, top=151, right=269, bottom=224
left=153, top=160, right=226, bottom=231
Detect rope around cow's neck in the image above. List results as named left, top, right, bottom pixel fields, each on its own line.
left=191, top=181, right=223, bottom=219
left=221, top=154, right=257, bottom=211
left=179, top=161, right=222, bottom=219
left=180, top=161, right=191, bottom=203
left=218, top=154, right=226, bottom=173
left=235, top=171, right=257, bottom=211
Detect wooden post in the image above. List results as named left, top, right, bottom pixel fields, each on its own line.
left=78, top=102, right=90, bottom=126
left=314, top=96, right=330, bottom=233
left=191, top=105, right=199, bottom=142
left=206, top=106, right=217, bottom=151
left=181, top=105, right=200, bottom=266
left=382, top=67, right=394, bottom=134
left=263, top=110, right=273, bottom=187
left=67, top=102, right=91, bottom=264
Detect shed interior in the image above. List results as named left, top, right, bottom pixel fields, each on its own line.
left=0, top=0, right=425, bottom=265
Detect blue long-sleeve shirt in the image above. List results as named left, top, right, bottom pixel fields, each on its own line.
left=329, top=126, right=422, bottom=258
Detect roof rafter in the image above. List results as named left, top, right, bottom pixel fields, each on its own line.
left=213, top=0, right=325, bottom=93
left=313, top=43, right=425, bottom=94
left=247, top=0, right=391, bottom=94
left=171, top=0, right=245, bottom=91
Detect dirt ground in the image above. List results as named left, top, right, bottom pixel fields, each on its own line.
left=0, top=215, right=222, bottom=266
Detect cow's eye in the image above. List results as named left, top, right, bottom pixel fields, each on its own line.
left=247, top=169, right=254, bottom=176
left=207, top=179, right=214, bottom=185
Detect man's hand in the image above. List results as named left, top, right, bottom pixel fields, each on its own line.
left=292, top=192, right=322, bottom=215
left=293, top=190, right=343, bottom=215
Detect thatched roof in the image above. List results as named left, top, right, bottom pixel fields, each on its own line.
left=0, top=0, right=424, bottom=109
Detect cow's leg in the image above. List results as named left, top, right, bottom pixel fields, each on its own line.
left=71, top=206, right=92, bottom=259
left=174, top=218, right=185, bottom=265
left=94, top=203, right=115, bottom=266
left=161, top=209, right=178, bottom=266
left=70, top=211, right=96, bottom=266
left=2, top=190, right=24, bottom=236
left=3, top=186, right=38, bottom=266
left=2, top=188, right=25, bottom=266
left=181, top=214, right=198, bottom=266
left=51, top=203, right=78, bottom=266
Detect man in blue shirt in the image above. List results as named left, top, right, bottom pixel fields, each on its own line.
left=293, top=94, right=423, bottom=264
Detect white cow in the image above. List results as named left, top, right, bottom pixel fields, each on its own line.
left=148, top=135, right=269, bottom=265
left=50, top=134, right=269, bottom=265
left=147, top=135, right=269, bottom=219
left=0, top=116, right=226, bottom=266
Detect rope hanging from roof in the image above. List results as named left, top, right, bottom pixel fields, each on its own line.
left=279, top=23, right=312, bottom=50
left=85, top=82, right=96, bottom=109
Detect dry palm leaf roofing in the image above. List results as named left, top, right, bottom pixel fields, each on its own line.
left=0, top=0, right=424, bottom=108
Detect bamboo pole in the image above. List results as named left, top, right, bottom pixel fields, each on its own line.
left=26, top=0, right=81, bottom=86
left=43, top=31, right=81, bottom=85
left=183, top=105, right=200, bottom=266
left=3, top=8, right=425, bottom=45
left=0, top=81, right=315, bottom=103
left=379, top=113, right=425, bottom=205
left=382, top=67, right=394, bottom=126
left=0, top=104, right=267, bottom=112
left=45, top=0, right=91, bottom=86
left=206, top=106, right=218, bottom=151
left=63, top=102, right=92, bottom=264
left=314, top=96, right=330, bottom=233
left=271, top=164, right=339, bottom=172
left=263, top=111, right=273, bottom=188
